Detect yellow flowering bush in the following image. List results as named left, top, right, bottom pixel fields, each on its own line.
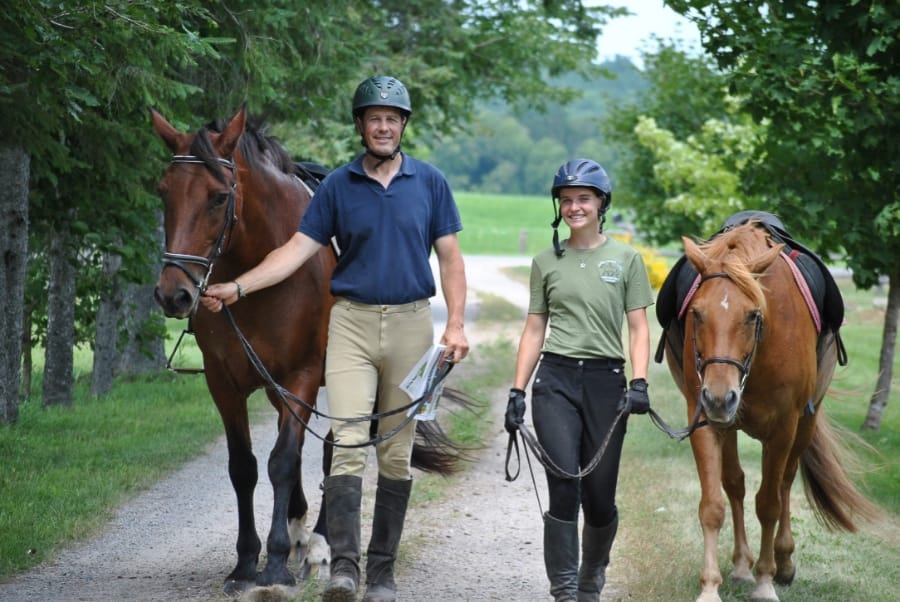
left=611, top=232, right=670, bottom=290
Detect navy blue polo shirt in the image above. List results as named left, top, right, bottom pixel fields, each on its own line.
left=299, top=153, right=462, bottom=305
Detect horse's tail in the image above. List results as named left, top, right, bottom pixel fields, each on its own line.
left=800, top=408, right=883, bottom=532
left=410, top=387, right=480, bottom=476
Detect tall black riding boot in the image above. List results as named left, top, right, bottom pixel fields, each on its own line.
left=577, top=514, right=618, bottom=602
left=363, top=475, right=412, bottom=602
left=323, top=474, right=362, bottom=602
left=544, top=512, right=579, bottom=602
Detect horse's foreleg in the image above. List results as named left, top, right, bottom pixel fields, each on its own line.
left=751, top=432, right=795, bottom=602
left=774, top=412, right=816, bottom=586
left=221, top=421, right=261, bottom=592
left=773, top=471, right=797, bottom=586
left=721, top=431, right=754, bottom=585
left=303, top=427, right=334, bottom=577
left=287, top=472, right=310, bottom=557
left=690, top=426, right=726, bottom=602
left=256, top=419, right=302, bottom=587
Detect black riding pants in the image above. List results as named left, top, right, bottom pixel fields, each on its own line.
left=531, top=353, right=627, bottom=527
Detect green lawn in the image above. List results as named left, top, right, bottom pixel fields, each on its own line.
left=454, top=191, right=646, bottom=257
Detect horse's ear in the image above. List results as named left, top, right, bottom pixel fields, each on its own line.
left=149, top=108, right=185, bottom=153
left=748, top=242, right=784, bottom=275
left=217, top=104, right=247, bottom=158
left=683, top=236, right=709, bottom=273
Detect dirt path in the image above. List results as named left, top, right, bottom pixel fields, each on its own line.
left=3, top=256, right=624, bottom=602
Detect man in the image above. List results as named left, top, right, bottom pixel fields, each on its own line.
left=202, top=75, right=469, bottom=602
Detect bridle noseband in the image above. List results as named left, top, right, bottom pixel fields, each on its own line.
left=691, top=271, right=763, bottom=396
left=162, top=155, right=238, bottom=296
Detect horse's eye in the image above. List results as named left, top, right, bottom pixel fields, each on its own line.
left=691, top=308, right=703, bottom=324
left=211, top=191, right=230, bottom=208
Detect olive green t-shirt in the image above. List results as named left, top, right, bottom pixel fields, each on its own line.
left=528, top=238, right=654, bottom=360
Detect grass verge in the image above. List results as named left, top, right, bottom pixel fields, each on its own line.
left=0, top=370, right=221, bottom=578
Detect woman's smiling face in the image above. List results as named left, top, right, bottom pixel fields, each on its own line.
left=558, top=186, right=603, bottom=231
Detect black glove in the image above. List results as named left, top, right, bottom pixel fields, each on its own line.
left=505, top=388, right=527, bottom=433
left=622, top=378, right=651, bottom=415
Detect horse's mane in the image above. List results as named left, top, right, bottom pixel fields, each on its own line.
left=698, top=222, right=771, bottom=313
left=188, top=118, right=294, bottom=184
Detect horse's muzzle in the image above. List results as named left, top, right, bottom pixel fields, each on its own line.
left=154, top=283, right=199, bottom=319
left=700, top=385, right=740, bottom=427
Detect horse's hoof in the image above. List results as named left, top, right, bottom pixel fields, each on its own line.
left=729, top=567, right=755, bottom=586
left=256, top=567, right=297, bottom=588
left=306, top=532, right=331, bottom=565
left=238, top=584, right=295, bottom=602
left=749, top=581, right=779, bottom=602
left=223, top=578, right=254, bottom=595
left=775, top=564, right=796, bottom=586
left=300, top=560, right=329, bottom=581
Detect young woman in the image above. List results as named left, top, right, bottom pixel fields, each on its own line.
left=506, top=159, right=653, bottom=601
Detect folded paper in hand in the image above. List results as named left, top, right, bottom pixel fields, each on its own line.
left=400, top=344, right=452, bottom=421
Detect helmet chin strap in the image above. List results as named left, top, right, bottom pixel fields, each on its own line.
left=552, top=199, right=565, bottom=258
left=364, top=145, right=401, bottom=170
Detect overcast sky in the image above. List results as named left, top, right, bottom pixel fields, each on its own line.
left=593, top=0, right=701, bottom=66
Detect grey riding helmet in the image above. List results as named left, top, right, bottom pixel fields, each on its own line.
left=351, top=75, right=412, bottom=119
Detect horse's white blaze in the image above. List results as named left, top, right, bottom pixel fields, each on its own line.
left=720, top=292, right=730, bottom=311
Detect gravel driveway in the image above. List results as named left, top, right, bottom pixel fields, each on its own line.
left=0, top=256, right=622, bottom=602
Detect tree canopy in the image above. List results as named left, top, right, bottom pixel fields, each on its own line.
left=0, top=0, right=626, bottom=419
left=663, top=0, right=899, bottom=429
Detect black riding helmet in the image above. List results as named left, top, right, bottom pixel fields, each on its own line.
left=550, top=159, right=613, bottom=257
left=352, top=75, right=412, bottom=165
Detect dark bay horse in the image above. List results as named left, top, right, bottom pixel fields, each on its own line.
left=150, top=106, right=468, bottom=594
left=660, top=221, right=880, bottom=602
left=151, top=106, right=335, bottom=592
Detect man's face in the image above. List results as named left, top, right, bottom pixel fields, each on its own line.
left=357, top=106, right=407, bottom=155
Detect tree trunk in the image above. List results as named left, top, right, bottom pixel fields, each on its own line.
left=91, top=252, right=123, bottom=397
left=862, top=269, right=900, bottom=431
left=0, top=145, right=29, bottom=424
left=116, top=213, right=165, bottom=376
left=21, top=305, right=33, bottom=402
left=42, top=217, right=76, bottom=408
left=115, top=282, right=166, bottom=376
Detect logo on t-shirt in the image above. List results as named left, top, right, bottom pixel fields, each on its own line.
left=596, top=260, right=624, bottom=283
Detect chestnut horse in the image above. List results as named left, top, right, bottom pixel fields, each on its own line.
left=661, top=221, right=880, bottom=602
left=151, top=106, right=336, bottom=592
